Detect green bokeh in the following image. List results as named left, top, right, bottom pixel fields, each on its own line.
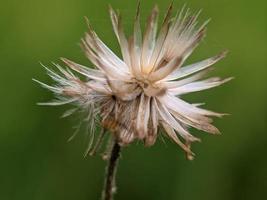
left=0, top=0, right=266, bottom=199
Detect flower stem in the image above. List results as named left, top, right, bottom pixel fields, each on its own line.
left=102, top=141, right=121, bottom=200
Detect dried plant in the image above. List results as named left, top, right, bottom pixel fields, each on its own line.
left=34, top=3, right=231, bottom=200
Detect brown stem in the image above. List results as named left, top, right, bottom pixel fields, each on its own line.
left=102, top=141, right=121, bottom=200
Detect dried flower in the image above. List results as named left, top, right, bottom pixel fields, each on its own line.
left=35, top=4, right=231, bottom=160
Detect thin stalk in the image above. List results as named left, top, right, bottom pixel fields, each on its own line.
left=102, top=141, right=121, bottom=200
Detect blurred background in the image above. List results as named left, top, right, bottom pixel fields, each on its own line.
left=0, top=0, right=266, bottom=199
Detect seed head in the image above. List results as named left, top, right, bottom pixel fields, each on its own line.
left=35, top=3, right=232, bottom=159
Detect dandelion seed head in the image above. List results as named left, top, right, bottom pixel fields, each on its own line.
left=35, top=3, right=231, bottom=159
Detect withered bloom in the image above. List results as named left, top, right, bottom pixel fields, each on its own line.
left=35, top=4, right=231, bottom=160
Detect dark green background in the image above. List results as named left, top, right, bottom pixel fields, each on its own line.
left=0, top=0, right=266, bottom=199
